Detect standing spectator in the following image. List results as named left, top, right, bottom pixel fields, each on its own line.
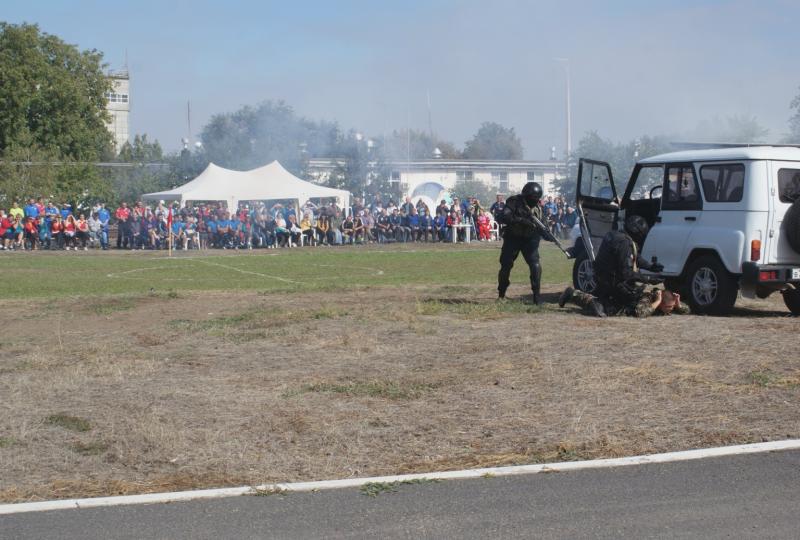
left=477, top=210, right=491, bottom=241
left=60, top=203, right=73, bottom=220
left=115, top=202, right=131, bottom=249
left=96, top=203, right=110, bottom=250
left=24, top=199, right=39, bottom=220
left=9, top=202, right=24, bottom=220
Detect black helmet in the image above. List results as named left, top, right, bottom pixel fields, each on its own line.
left=624, top=215, right=649, bottom=244
left=522, top=182, right=543, bottom=206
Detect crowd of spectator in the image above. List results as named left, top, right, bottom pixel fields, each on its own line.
left=0, top=193, right=578, bottom=252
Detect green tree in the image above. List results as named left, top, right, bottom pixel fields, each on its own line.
left=0, top=23, right=114, bottom=205
left=450, top=179, right=496, bottom=209
left=109, top=134, right=172, bottom=204
left=0, top=22, right=113, bottom=160
left=787, top=87, right=800, bottom=143
left=688, top=114, right=769, bottom=143
left=462, top=122, right=524, bottom=160
left=379, top=129, right=461, bottom=161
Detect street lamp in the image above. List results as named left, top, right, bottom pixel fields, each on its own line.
left=554, top=58, right=572, bottom=159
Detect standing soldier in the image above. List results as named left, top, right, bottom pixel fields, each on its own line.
left=496, top=182, right=553, bottom=304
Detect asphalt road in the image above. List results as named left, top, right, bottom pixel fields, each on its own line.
left=4, top=450, right=800, bottom=539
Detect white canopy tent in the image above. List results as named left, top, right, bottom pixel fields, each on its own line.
left=142, top=161, right=351, bottom=214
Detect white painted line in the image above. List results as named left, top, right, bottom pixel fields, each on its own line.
left=2, top=439, right=799, bottom=515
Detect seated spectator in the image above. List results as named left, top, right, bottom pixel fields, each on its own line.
left=353, top=212, right=366, bottom=244
left=275, top=213, right=290, bottom=247
left=419, top=209, right=433, bottom=242
left=407, top=207, right=421, bottom=241
left=75, top=213, right=90, bottom=250
left=50, top=215, right=63, bottom=250
left=287, top=215, right=302, bottom=247
left=433, top=212, right=447, bottom=242
left=376, top=209, right=391, bottom=243
left=88, top=213, right=102, bottom=248
left=341, top=214, right=355, bottom=244
left=300, top=213, right=315, bottom=246
left=63, top=215, right=77, bottom=250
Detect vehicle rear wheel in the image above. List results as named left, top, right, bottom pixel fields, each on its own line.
left=783, top=286, right=800, bottom=316
left=572, top=251, right=596, bottom=294
left=683, top=255, right=738, bottom=315
left=785, top=200, right=800, bottom=254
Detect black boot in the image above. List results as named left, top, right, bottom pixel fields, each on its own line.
left=558, top=287, right=575, bottom=308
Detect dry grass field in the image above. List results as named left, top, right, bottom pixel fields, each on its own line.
left=0, top=245, right=798, bottom=503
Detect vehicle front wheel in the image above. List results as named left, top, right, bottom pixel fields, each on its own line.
left=782, top=286, right=800, bottom=315
left=572, top=251, right=597, bottom=294
left=683, top=255, right=738, bottom=315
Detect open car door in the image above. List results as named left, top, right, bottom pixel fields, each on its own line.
left=576, top=158, right=619, bottom=260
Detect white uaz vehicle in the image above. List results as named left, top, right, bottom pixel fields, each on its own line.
left=570, top=146, right=800, bottom=315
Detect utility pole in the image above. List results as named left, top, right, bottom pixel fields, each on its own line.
left=554, top=58, right=572, bottom=160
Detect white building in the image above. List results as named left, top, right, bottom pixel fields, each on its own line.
left=307, top=158, right=565, bottom=206
left=105, top=70, right=130, bottom=152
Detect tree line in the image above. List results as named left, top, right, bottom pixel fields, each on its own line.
left=2, top=21, right=800, bottom=207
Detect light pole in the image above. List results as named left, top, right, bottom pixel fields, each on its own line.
left=554, top=58, right=572, bottom=160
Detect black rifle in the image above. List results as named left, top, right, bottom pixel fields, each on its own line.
left=526, top=214, right=573, bottom=258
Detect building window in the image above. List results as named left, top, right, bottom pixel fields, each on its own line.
left=527, top=171, right=543, bottom=182
left=105, top=92, right=129, bottom=103
left=390, top=171, right=401, bottom=185
left=456, top=171, right=474, bottom=182
left=493, top=171, right=509, bottom=193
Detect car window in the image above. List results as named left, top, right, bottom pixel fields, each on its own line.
left=663, top=165, right=701, bottom=210
left=700, top=164, right=745, bottom=202
left=580, top=162, right=615, bottom=200
left=778, top=168, right=800, bottom=203
left=629, top=165, right=665, bottom=200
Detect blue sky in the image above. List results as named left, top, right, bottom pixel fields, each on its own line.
left=5, top=0, right=799, bottom=157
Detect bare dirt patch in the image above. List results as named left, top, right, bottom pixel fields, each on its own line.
left=1, top=286, right=798, bottom=502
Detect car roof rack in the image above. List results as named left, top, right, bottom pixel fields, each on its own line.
left=670, top=141, right=800, bottom=150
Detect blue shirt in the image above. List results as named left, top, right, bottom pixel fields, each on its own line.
left=97, top=208, right=110, bottom=227
left=407, top=215, right=420, bottom=227
left=24, top=204, right=39, bottom=218
left=60, top=207, right=72, bottom=220
left=206, top=220, right=218, bottom=233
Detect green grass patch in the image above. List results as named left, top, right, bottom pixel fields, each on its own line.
left=71, top=440, right=109, bottom=456
left=360, top=478, right=441, bottom=497
left=87, top=297, right=136, bottom=315
left=292, top=380, right=440, bottom=400
left=0, top=244, right=571, bottom=299
left=45, top=414, right=91, bottom=432
left=746, top=370, right=800, bottom=388
left=416, top=298, right=542, bottom=318
left=0, top=436, right=19, bottom=448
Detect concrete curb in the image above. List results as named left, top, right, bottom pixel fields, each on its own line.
left=3, top=439, right=799, bottom=515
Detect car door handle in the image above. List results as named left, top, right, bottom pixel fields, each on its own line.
left=655, top=216, right=662, bottom=223
left=684, top=216, right=696, bottom=221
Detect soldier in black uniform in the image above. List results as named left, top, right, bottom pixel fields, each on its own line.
left=496, top=182, right=554, bottom=304
left=559, top=215, right=680, bottom=317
